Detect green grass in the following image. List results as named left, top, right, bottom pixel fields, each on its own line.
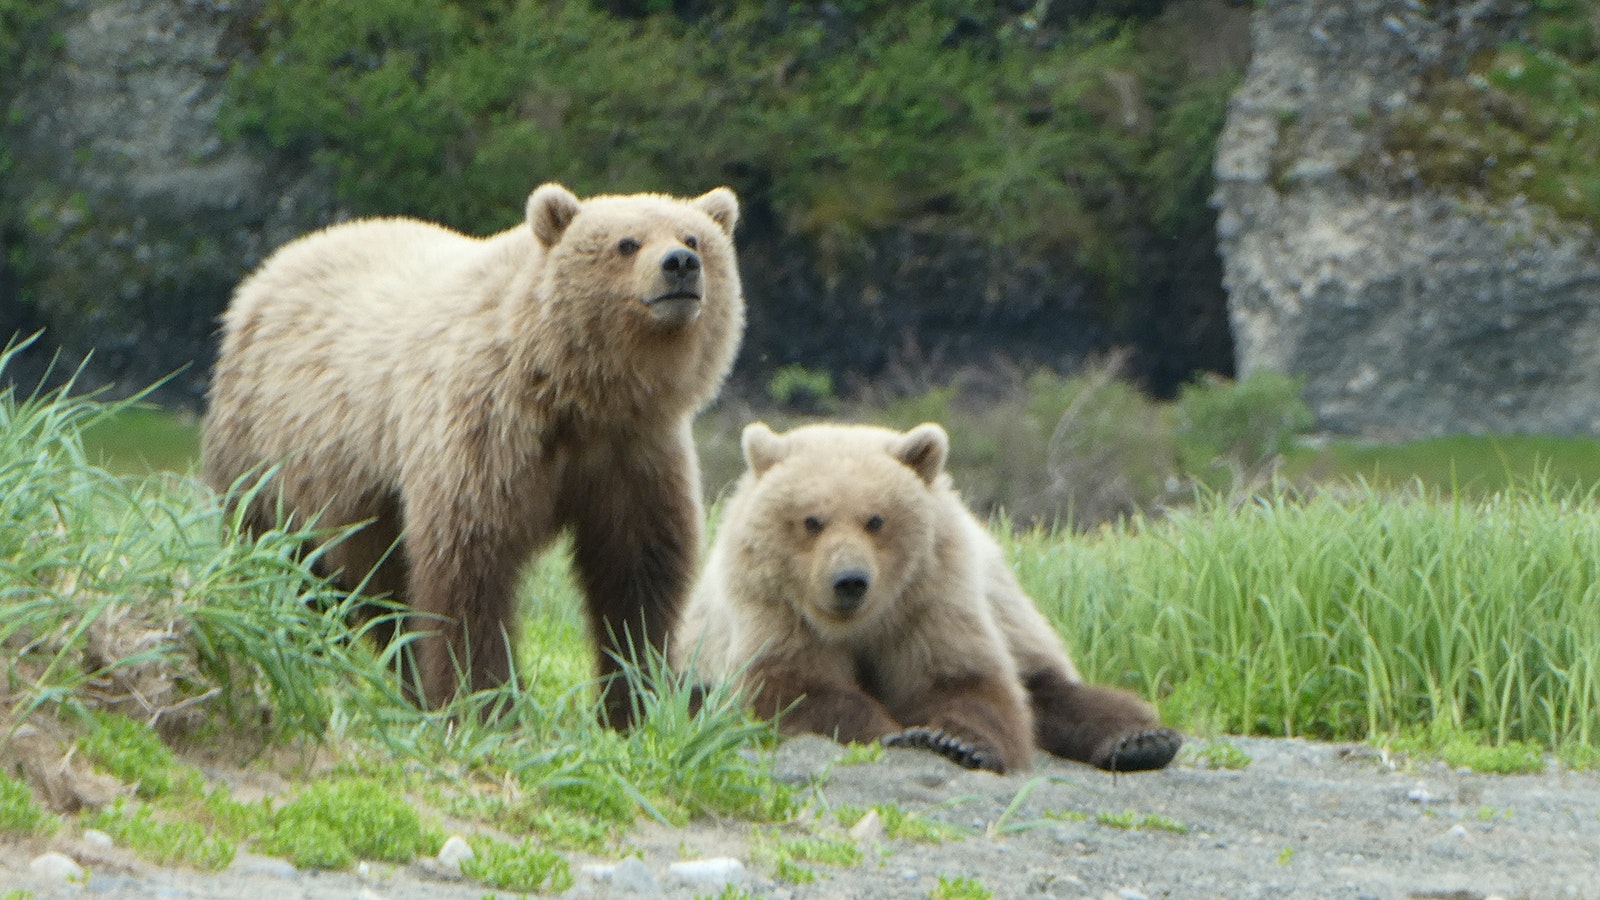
left=1283, top=434, right=1600, bottom=498
left=78, top=405, right=199, bottom=475
left=932, top=875, right=992, bottom=900
left=1012, top=478, right=1600, bottom=755
left=460, top=836, right=574, bottom=893
left=0, top=770, right=53, bottom=835
left=257, top=777, right=442, bottom=869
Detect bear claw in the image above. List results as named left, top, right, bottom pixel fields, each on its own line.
left=883, top=727, right=1002, bottom=773
left=1096, top=727, right=1183, bottom=773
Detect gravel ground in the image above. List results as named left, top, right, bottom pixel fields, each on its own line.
left=5, top=735, right=1597, bottom=899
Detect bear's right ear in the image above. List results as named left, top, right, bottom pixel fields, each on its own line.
left=891, top=423, right=949, bottom=486
left=741, top=422, right=788, bottom=476
left=528, top=183, right=583, bottom=247
left=693, top=187, right=739, bottom=237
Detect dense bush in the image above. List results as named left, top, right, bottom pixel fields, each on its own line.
left=223, top=0, right=1242, bottom=286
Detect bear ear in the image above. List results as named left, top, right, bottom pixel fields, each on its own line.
left=528, top=183, right=583, bottom=247
left=693, top=187, right=739, bottom=237
left=741, top=422, right=787, bottom=476
left=892, top=423, right=949, bottom=486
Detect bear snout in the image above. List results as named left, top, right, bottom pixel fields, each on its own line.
left=643, top=247, right=705, bottom=325
left=660, top=247, right=701, bottom=280
left=830, top=567, right=871, bottom=614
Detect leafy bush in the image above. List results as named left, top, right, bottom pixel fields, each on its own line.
left=1174, top=370, right=1313, bottom=490
left=224, top=0, right=1242, bottom=288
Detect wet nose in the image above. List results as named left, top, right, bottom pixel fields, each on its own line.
left=832, top=568, right=870, bottom=612
left=660, top=247, right=701, bottom=280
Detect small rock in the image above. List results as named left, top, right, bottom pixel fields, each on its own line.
left=228, top=854, right=299, bottom=878
left=666, top=857, right=744, bottom=889
left=436, top=835, right=474, bottom=872
left=848, top=808, right=884, bottom=843
left=30, top=852, right=84, bottom=883
left=1446, top=824, right=1468, bottom=838
left=584, top=858, right=661, bottom=895
left=80, top=828, right=114, bottom=849
left=356, top=860, right=372, bottom=879
left=1407, top=786, right=1441, bottom=804
left=1116, top=889, right=1150, bottom=900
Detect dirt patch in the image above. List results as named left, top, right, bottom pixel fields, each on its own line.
left=4, top=735, right=1596, bottom=898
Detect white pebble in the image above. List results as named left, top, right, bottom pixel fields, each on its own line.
left=437, top=835, right=474, bottom=871
left=666, top=857, right=745, bottom=887
left=1406, top=786, right=1440, bottom=803
left=1447, top=824, right=1468, bottom=838
left=81, top=829, right=114, bottom=849
left=849, top=808, right=884, bottom=843
left=30, top=852, right=84, bottom=883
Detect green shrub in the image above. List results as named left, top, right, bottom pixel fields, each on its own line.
left=1174, top=370, right=1312, bottom=488
left=224, top=1, right=1242, bottom=290
left=258, top=778, right=442, bottom=869
left=0, top=770, right=51, bottom=835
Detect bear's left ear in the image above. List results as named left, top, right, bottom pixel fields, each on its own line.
left=528, top=183, right=583, bottom=247
left=892, top=423, right=949, bottom=486
left=742, top=422, right=787, bottom=476
left=693, top=187, right=739, bottom=237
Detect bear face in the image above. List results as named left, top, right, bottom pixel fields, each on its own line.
left=526, top=185, right=742, bottom=407
left=732, top=423, right=947, bottom=639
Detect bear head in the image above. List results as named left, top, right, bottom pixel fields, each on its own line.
left=732, top=421, right=950, bottom=641
left=525, top=183, right=745, bottom=410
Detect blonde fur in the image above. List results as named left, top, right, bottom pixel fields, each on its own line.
left=203, top=184, right=745, bottom=720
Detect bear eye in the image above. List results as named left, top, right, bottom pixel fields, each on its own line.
left=803, top=515, right=824, bottom=535
left=617, top=237, right=641, bottom=256
left=864, top=514, right=884, bottom=533
left=683, top=234, right=699, bottom=250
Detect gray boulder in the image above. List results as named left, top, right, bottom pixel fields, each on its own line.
left=1213, top=0, right=1600, bottom=437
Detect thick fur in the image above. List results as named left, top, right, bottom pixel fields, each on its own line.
left=675, top=422, right=1180, bottom=773
left=203, top=184, right=745, bottom=723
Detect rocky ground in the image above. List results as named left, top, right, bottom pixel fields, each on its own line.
left=5, top=735, right=1597, bottom=899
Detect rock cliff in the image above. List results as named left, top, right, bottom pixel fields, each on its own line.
left=1214, top=0, right=1600, bottom=437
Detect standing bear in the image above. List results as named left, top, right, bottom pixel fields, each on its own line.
left=674, top=421, right=1181, bottom=773
left=203, top=184, right=745, bottom=723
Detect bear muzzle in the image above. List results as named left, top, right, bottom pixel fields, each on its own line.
left=643, top=247, right=704, bottom=326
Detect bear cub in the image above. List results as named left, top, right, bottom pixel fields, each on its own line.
left=674, top=421, right=1180, bottom=773
left=203, top=184, right=745, bottom=725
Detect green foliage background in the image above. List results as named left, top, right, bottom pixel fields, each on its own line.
left=222, top=0, right=1240, bottom=290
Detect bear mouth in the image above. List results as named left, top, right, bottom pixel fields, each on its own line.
left=643, top=292, right=703, bottom=325
left=644, top=290, right=702, bottom=306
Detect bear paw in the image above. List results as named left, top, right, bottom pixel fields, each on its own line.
left=1094, top=727, right=1183, bottom=773
left=883, top=727, right=1002, bottom=773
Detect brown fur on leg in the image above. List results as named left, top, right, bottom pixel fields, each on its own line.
left=748, top=665, right=903, bottom=744
left=1026, top=669, right=1181, bottom=772
left=901, top=671, right=1035, bottom=773
left=564, top=443, right=701, bottom=731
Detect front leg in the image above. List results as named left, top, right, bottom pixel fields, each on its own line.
left=566, top=441, right=701, bottom=730
left=897, top=670, right=1035, bottom=773
left=746, top=659, right=904, bottom=744
left=402, top=514, right=523, bottom=710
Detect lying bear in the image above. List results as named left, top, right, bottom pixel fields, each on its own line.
left=673, top=421, right=1181, bottom=773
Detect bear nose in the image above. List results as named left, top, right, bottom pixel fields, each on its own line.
left=831, top=569, right=870, bottom=612
left=660, top=247, right=701, bottom=280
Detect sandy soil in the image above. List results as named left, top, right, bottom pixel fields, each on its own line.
left=5, top=735, right=1597, bottom=899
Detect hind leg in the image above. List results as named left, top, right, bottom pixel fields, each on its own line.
left=1025, top=668, right=1181, bottom=772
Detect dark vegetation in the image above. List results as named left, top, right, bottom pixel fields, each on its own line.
left=216, top=0, right=1249, bottom=395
